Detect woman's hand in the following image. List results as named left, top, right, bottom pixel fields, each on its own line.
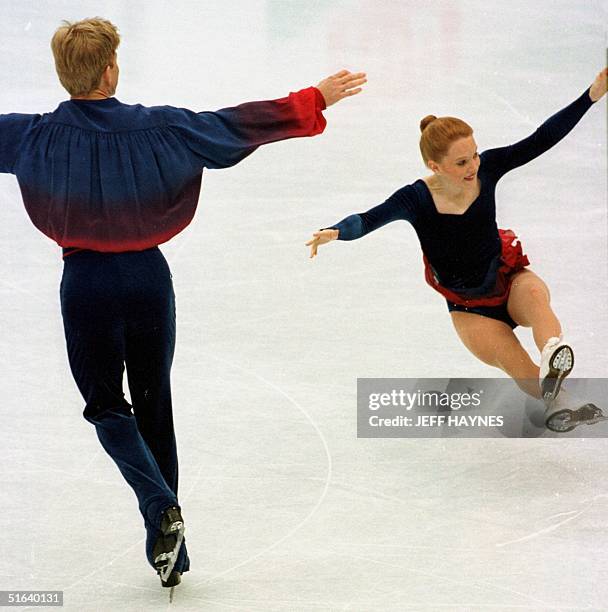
left=306, top=229, right=339, bottom=258
left=589, top=67, right=607, bottom=102
left=316, top=70, right=367, bottom=107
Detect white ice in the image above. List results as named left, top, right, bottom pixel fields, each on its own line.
left=1, top=1, right=607, bottom=610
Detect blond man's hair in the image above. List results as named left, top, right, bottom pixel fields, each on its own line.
left=51, top=18, right=120, bottom=96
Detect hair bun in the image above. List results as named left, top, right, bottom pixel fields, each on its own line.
left=420, top=115, right=438, bottom=132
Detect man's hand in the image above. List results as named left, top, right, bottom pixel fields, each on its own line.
left=316, top=70, right=367, bottom=107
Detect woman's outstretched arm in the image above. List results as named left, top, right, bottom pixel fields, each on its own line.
left=482, top=67, right=607, bottom=179
left=306, top=184, right=418, bottom=258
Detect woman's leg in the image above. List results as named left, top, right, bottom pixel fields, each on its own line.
left=450, top=311, right=541, bottom=398
left=506, top=269, right=561, bottom=351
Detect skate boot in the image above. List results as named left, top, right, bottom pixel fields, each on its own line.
left=153, top=506, right=185, bottom=599
left=539, top=336, right=573, bottom=404
left=544, top=390, right=607, bottom=432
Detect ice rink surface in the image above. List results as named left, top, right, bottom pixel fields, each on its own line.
left=1, top=1, right=607, bottom=610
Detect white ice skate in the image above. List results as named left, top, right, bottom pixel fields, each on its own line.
left=544, top=390, right=607, bottom=433
left=539, top=336, right=573, bottom=404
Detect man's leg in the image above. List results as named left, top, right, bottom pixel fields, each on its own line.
left=122, top=248, right=189, bottom=573
left=125, top=309, right=191, bottom=574
left=60, top=252, right=178, bottom=556
left=126, top=302, right=179, bottom=494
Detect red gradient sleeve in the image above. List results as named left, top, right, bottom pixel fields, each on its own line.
left=168, top=86, right=327, bottom=169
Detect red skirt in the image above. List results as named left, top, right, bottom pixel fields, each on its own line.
left=423, top=229, right=530, bottom=308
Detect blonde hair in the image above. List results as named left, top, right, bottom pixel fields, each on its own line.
left=419, top=115, right=473, bottom=166
left=51, top=18, right=120, bottom=96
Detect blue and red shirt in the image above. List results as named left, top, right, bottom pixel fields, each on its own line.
left=0, top=87, right=326, bottom=253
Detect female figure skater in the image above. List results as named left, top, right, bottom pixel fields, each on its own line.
left=307, top=68, right=607, bottom=432
left=0, top=18, right=365, bottom=595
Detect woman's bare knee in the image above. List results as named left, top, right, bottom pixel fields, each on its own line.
left=508, top=270, right=553, bottom=326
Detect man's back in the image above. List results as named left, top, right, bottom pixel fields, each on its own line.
left=1, top=87, right=326, bottom=252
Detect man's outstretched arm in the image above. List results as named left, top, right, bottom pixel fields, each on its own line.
left=166, top=70, right=366, bottom=169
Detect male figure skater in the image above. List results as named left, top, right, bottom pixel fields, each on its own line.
left=0, top=17, right=366, bottom=594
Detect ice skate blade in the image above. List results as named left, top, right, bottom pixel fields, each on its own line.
left=545, top=403, right=606, bottom=433
left=162, top=571, right=181, bottom=604
left=541, top=345, right=574, bottom=403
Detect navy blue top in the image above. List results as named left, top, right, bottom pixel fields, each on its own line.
left=328, top=88, right=595, bottom=289
left=0, top=87, right=326, bottom=252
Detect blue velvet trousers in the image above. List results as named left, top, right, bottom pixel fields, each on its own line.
left=60, top=247, right=189, bottom=573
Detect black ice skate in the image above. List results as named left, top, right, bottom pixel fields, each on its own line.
left=539, top=337, right=574, bottom=404
left=545, top=400, right=608, bottom=433
left=153, top=506, right=185, bottom=601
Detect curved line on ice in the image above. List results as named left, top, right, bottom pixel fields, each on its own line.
left=191, top=353, right=333, bottom=587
